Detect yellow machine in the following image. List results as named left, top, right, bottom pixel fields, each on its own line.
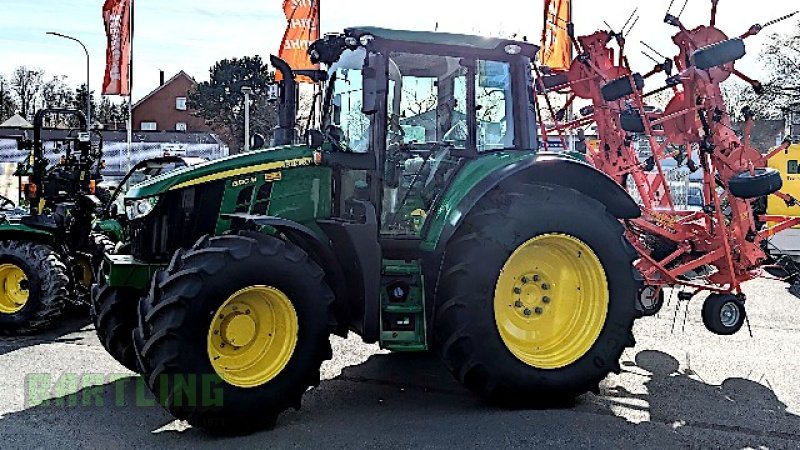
left=767, top=142, right=800, bottom=260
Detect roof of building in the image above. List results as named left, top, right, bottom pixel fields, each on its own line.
left=0, top=127, right=223, bottom=145
left=0, top=114, right=32, bottom=129
left=132, top=71, right=196, bottom=110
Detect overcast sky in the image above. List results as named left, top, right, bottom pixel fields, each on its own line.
left=0, top=0, right=796, bottom=102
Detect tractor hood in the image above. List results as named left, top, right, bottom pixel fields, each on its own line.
left=125, top=145, right=316, bottom=199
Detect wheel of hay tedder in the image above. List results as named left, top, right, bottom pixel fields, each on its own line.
left=728, top=168, right=782, bottom=200
left=702, top=294, right=746, bottom=335
left=638, top=286, right=665, bottom=317
left=133, top=232, right=334, bottom=435
left=434, top=182, right=641, bottom=406
left=0, top=240, right=69, bottom=335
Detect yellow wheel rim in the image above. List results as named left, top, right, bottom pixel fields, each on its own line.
left=0, top=263, right=30, bottom=314
left=494, top=234, right=609, bottom=369
left=207, top=286, right=298, bottom=388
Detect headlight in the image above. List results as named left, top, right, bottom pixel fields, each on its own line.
left=125, top=196, right=159, bottom=220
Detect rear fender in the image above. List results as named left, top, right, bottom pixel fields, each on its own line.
left=424, top=154, right=639, bottom=254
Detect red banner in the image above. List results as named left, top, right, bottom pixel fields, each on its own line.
left=102, top=0, right=131, bottom=95
left=539, top=0, right=572, bottom=71
left=277, top=0, right=320, bottom=83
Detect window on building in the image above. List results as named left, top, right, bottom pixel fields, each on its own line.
left=176, top=97, right=187, bottom=111
left=176, top=122, right=187, bottom=132
left=141, top=122, right=157, bottom=131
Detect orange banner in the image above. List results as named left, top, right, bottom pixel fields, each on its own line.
left=539, top=0, right=572, bottom=71
left=277, top=0, right=320, bottom=83
left=102, top=0, right=131, bottom=95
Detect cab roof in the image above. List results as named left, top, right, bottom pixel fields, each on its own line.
left=346, top=26, right=539, bottom=59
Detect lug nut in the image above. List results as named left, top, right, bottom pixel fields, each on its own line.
left=541, top=283, right=550, bottom=290
left=521, top=276, right=529, bottom=284
left=542, top=296, right=551, bottom=304
left=533, top=274, right=541, bottom=282
left=535, top=307, right=544, bottom=315
left=514, top=300, right=524, bottom=308
left=523, top=308, right=532, bottom=316
left=513, top=287, right=522, bottom=294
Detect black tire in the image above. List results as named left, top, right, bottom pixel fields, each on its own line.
left=601, top=73, right=644, bottom=101
left=0, top=240, right=69, bottom=335
left=134, top=232, right=334, bottom=434
left=91, top=269, right=142, bottom=373
left=702, top=294, right=746, bottom=335
left=434, top=183, right=641, bottom=405
left=691, top=38, right=745, bottom=71
left=728, top=168, right=782, bottom=200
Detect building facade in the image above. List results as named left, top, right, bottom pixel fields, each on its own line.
left=132, top=71, right=210, bottom=132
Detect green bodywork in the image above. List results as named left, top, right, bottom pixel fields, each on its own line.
left=0, top=221, right=53, bottom=240
left=95, top=218, right=124, bottom=242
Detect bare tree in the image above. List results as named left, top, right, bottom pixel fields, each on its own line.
left=11, top=66, right=45, bottom=119
left=0, top=75, right=18, bottom=123
left=754, top=21, right=800, bottom=117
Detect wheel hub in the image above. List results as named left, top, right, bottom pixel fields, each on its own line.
left=510, top=273, right=553, bottom=320
left=720, top=302, right=740, bottom=328
left=221, top=313, right=257, bottom=348
left=0, top=264, right=29, bottom=314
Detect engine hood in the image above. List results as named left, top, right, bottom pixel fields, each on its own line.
left=125, top=145, right=315, bottom=199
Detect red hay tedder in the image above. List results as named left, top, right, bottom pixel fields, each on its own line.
left=536, top=0, right=800, bottom=334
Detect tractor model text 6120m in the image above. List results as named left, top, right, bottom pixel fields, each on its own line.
left=93, top=28, right=645, bottom=434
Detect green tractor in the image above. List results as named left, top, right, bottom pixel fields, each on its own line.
left=0, top=109, right=123, bottom=334
left=94, top=28, right=644, bottom=433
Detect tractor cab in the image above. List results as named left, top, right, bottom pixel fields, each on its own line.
left=309, top=27, right=539, bottom=238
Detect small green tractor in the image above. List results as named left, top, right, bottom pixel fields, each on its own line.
left=0, top=109, right=123, bottom=334
left=94, top=28, right=645, bottom=433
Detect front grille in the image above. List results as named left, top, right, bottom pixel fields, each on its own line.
left=131, top=181, right=225, bottom=262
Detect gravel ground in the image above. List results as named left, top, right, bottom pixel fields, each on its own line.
left=1, top=276, right=799, bottom=449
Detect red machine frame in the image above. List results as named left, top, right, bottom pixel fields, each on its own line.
left=535, top=1, right=800, bottom=304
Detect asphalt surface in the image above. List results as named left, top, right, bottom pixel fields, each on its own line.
left=1, top=277, right=800, bottom=449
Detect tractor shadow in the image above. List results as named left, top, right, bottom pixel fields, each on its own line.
left=1, top=349, right=799, bottom=449
left=0, top=312, right=91, bottom=357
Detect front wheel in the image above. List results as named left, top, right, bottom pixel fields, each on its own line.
left=0, top=241, right=69, bottom=335
left=434, top=183, right=641, bottom=405
left=133, top=232, right=334, bottom=434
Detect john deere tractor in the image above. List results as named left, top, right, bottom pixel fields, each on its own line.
left=94, top=28, right=644, bottom=433
left=0, top=109, right=122, bottom=334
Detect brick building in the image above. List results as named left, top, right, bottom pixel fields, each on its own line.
left=132, top=71, right=210, bottom=132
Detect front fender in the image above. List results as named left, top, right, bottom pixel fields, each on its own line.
left=0, top=221, right=53, bottom=243
left=421, top=152, right=639, bottom=252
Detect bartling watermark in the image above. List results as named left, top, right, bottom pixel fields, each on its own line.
left=25, top=373, right=224, bottom=408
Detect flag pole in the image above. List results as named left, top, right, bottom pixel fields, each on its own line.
left=126, top=0, right=134, bottom=172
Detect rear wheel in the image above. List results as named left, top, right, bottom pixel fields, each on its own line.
left=134, top=232, right=334, bottom=434
left=0, top=240, right=69, bottom=335
left=434, top=183, right=640, bottom=405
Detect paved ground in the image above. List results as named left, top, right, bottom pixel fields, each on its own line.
left=1, top=277, right=800, bottom=449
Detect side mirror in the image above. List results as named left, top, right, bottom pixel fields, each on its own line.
left=307, top=129, right=325, bottom=149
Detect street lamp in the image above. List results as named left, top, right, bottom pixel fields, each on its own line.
left=241, top=86, right=253, bottom=152
left=46, top=32, right=91, bottom=128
